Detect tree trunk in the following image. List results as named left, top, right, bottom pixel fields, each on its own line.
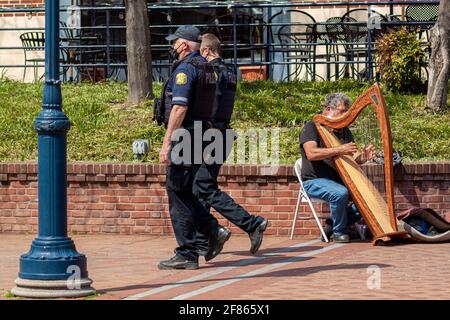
left=124, top=0, right=153, bottom=105
left=427, top=0, right=449, bottom=112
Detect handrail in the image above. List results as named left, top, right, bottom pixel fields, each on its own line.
left=0, top=1, right=441, bottom=12
left=0, top=0, right=439, bottom=82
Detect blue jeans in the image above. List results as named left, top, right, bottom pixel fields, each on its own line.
left=303, top=178, right=359, bottom=235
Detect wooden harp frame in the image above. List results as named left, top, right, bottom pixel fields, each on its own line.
left=313, top=83, right=408, bottom=245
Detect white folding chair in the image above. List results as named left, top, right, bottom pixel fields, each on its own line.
left=291, top=158, right=329, bottom=242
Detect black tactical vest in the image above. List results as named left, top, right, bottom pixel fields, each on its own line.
left=211, top=59, right=237, bottom=123
left=162, top=56, right=216, bottom=126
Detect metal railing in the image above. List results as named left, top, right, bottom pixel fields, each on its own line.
left=0, top=0, right=440, bottom=82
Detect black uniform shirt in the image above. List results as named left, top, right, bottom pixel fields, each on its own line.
left=299, top=120, right=354, bottom=183
left=166, top=51, right=203, bottom=108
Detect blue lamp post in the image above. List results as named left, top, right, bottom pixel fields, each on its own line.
left=11, top=0, right=94, bottom=298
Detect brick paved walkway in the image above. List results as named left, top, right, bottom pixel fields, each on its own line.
left=1, top=234, right=449, bottom=300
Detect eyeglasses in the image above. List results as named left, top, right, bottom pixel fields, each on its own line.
left=328, top=106, right=348, bottom=112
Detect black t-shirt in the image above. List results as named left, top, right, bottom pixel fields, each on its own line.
left=299, top=120, right=354, bottom=182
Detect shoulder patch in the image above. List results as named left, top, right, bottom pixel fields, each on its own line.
left=175, top=72, right=188, bottom=85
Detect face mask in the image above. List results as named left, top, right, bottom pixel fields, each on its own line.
left=169, top=42, right=183, bottom=60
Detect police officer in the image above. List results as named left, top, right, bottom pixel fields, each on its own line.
left=158, top=26, right=230, bottom=270
left=192, top=33, right=268, bottom=255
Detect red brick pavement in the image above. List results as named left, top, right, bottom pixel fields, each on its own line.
left=0, top=234, right=449, bottom=300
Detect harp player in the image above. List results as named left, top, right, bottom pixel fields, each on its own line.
left=299, top=93, right=376, bottom=243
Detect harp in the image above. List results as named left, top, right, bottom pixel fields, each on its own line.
left=313, top=83, right=409, bottom=245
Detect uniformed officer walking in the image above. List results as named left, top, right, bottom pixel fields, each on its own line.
left=193, top=33, right=269, bottom=255
left=157, top=26, right=230, bottom=270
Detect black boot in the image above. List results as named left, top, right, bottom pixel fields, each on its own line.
left=249, top=218, right=268, bottom=254
left=205, top=226, right=231, bottom=262
left=158, top=255, right=199, bottom=270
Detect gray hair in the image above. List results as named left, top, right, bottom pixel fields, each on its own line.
left=322, top=93, right=352, bottom=110
left=177, top=38, right=201, bottom=51
left=187, top=40, right=200, bottom=51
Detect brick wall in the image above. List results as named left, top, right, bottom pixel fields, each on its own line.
left=0, top=162, right=449, bottom=237
left=0, top=0, right=44, bottom=17
left=0, top=0, right=44, bottom=7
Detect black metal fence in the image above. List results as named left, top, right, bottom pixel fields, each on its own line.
left=0, top=0, right=440, bottom=83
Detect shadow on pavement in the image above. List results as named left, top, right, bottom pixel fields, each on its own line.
left=99, top=253, right=391, bottom=296
left=222, top=245, right=323, bottom=257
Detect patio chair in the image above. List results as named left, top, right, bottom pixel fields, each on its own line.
left=20, top=32, right=45, bottom=82
left=324, top=16, right=351, bottom=80
left=406, top=4, right=438, bottom=80
left=59, top=21, right=79, bottom=81
left=340, top=9, right=387, bottom=80
left=406, top=4, right=439, bottom=41
left=291, top=158, right=329, bottom=242
left=268, top=9, right=317, bottom=81
left=77, top=29, right=107, bottom=82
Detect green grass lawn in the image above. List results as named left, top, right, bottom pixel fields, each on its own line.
left=0, top=78, right=448, bottom=164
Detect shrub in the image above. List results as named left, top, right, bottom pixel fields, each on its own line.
left=375, top=27, right=426, bottom=93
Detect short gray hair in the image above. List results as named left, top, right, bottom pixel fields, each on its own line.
left=322, top=93, right=352, bottom=110
left=187, top=40, right=200, bottom=51
left=178, top=38, right=201, bottom=51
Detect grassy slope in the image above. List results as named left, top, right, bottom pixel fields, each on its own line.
left=0, top=79, right=448, bottom=163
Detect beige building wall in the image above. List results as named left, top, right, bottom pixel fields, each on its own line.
left=0, top=14, right=45, bottom=82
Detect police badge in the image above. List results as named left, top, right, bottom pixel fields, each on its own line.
left=176, top=72, right=188, bottom=85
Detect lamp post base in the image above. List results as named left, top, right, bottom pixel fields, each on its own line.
left=11, top=278, right=95, bottom=299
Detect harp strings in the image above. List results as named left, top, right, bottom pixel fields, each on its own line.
left=369, top=107, right=386, bottom=201
left=355, top=107, right=386, bottom=200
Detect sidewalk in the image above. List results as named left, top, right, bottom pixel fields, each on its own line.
left=0, top=234, right=449, bottom=300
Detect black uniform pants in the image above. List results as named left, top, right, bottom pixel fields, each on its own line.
left=166, top=163, right=219, bottom=260
left=192, top=127, right=263, bottom=248
left=166, top=126, right=220, bottom=261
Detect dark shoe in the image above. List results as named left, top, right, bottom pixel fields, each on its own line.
left=249, top=218, right=268, bottom=254
left=205, top=227, right=231, bottom=262
left=158, top=255, right=199, bottom=270
left=332, top=233, right=350, bottom=243
left=196, top=226, right=224, bottom=256
left=197, top=248, right=208, bottom=257
left=196, top=242, right=209, bottom=256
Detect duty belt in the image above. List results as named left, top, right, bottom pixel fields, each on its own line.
left=182, top=120, right=213, bottom=130
left=212, top=121, right=230, bottom=131
left=182, top=120, right=230, bottom=130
